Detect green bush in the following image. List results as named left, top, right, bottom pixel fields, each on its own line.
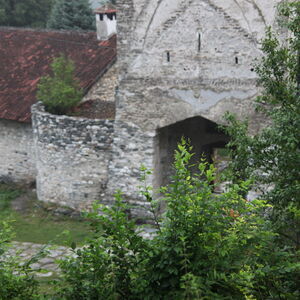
left=55, top=140, right=300, bottom=299
left=0, top=221, right=38, bottom=300
left=223, top=1, right=300, bottom=250
left=37, top=55, right=83, bottom=115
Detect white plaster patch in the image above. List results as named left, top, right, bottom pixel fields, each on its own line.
left=169, top=88, right=257, bottom=111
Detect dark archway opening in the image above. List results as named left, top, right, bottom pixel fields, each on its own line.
left=154, top=116, right=230, bottom=189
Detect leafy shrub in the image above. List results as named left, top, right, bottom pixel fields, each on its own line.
left=37, top=55, right=83, bottom=115
left=56, top=191, right=147, bottom=299
left=55, top=139, right=300, bottom=299
left=0, top=221, right=38, bottom=300
left=222, top=1, right=300, bottom=250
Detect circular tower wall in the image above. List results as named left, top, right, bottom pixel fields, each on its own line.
left=31, top=103, right=114, bottom=210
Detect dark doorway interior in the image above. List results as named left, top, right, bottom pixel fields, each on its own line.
left=154, top=116, right=229, bottom=188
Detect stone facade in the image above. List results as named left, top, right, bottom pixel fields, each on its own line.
left=106, top=121, right=155, bottom=220
left=106, top=0, right=281, bottom=209
left=115, top=0, right=281, bottom=130
left=0, top=119, right=36, bottom=185
left=31, top=103, right=114, bottom=210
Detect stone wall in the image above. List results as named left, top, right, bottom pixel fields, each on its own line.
left=107, top=0, right=281, bottom=210
left=82, top=63, right=118, bottom=103
left=115, top=0, right=281, bottom=131
left=107, top=121, right=155, bottom=221
left=31, top=103, right=114, bottom=210
left=0, top=119, right=36, bottom=185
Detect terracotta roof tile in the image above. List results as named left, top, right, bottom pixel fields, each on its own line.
left=94, top=4, right=117, bottom=14
left=0, top=27, right=117, bottom=122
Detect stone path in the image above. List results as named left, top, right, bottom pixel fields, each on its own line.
left=4, top=227, right=158, bottom=278
left=6, top=242, right=73, bottom=277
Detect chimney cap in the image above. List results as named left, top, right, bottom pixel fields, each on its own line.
left=94, top=4, right=117, bottom=14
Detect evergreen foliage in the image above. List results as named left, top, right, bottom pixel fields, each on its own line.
left=47, top=0, right=95, bottom=31
left=223, top=1, right=300, bottom=250
left=93, top=0, right=116, bottom=6
left=37, top=55, right=83, bottom=115
left=0, top=0, right=53, bottom=28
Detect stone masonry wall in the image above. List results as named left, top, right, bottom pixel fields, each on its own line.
left=115, top=0, right=281, bottom=131
left=31, top=103, right=114, bottom=210
left=0, top=119, right=36, bottom=185
left=107, top=121, right=155, bottom=221
left=82, top=63, right=118, bottom=103
left=107, top=0, right=281, bottom=211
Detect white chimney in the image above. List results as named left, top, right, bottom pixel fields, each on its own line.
left=94, top=5, right=117, bottom=41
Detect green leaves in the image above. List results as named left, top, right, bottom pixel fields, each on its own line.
left=0, top=221, right=39, bottom=299
left=49, top=138, right=300, bottom=298
left=47, top=0, right=95, bottom=31
left=37, top=54, right=83, bottom=115
left=0, top=0, right=54, bottom=28
left=223, top=2, right=300, bottom=250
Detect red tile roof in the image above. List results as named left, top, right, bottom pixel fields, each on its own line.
left=94, top=4, right=117, bottom=14
left=94, top=9, right=117, bottom=14
left=0, top=27, right=116, bottom=122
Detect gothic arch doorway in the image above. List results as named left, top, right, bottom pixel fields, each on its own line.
left=154, top=116, right=229, bottom=188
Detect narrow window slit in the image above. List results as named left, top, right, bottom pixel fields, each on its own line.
left=166, top=51, right=170, bottom=62
left=198, top=33, right=201, bottom=52
left=235, top=57, right=239, bottom=64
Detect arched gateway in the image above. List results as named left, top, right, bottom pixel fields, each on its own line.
left=154, top=116, right=229, bottom=189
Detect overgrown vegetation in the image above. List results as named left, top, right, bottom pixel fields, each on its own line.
left=0, top=220, right=40, bottom=300
left=54, top=140, right=299, bottom=299
left=0, top=185, right=21, bottom=211
left=223, top=1, right=300, bottom=250
left=0, top=184, right=91, bottom=246
left=0, top=139, right=299, bottom=298
left=37, top=55, right=83, bottom=115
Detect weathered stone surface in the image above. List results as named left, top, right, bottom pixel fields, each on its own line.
left=115, top=0, right=281, bottom=131
left=83, top=63, right=118, bottom=103
left=108, top=0, right=280, bottom=212
left=31, top=103, right=114, bottom=210
left=0, top=119, right=36, bottom=185
left=106, top=120, right=155, bottom=221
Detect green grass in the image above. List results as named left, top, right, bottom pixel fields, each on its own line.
left=0, top=184, right=92, bottom=246
left=36, top=275, right=59, bottom=296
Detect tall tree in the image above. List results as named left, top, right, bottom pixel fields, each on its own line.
left=224, top=1, right=300, bottom=249
left=47, top=0, right=95, bottom=31
left=0, top=0, right=53, bottom=28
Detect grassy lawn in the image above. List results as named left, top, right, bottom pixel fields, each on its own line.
left=0, top=184, right=92, bottom=246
